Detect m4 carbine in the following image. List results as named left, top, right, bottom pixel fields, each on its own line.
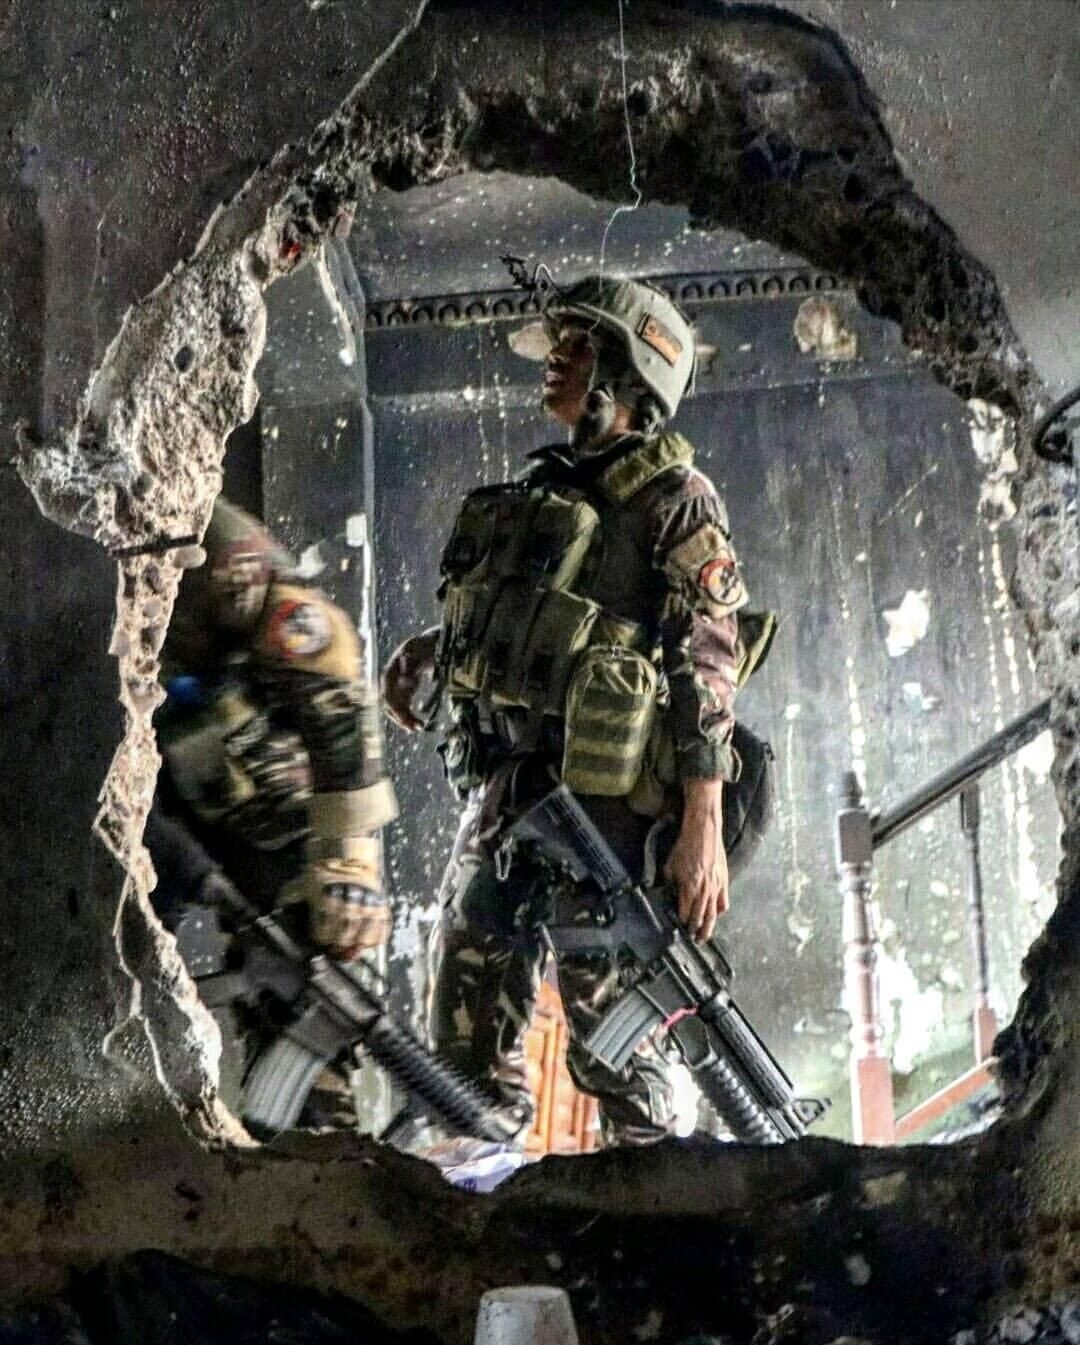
left=151, top=814, right=520, bottom=1145
left=508, top=784, right=828, bottom=1144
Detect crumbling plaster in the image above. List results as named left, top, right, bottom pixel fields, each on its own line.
left=1, top=1, right=1078, bottom=1340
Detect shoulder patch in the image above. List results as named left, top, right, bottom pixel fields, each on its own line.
left=664, top=522, right=748, bottom=617
left=699, top=556, right=742, bottom=607
left=265, top=598, right=333, bottom=660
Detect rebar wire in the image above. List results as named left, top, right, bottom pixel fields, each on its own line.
left=598, top=0, right=643, bottom=278
left=1033, top=381, right=1080, bottom=466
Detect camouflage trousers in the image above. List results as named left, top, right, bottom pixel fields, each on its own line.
left=429, top=787, right=677, bottom=1148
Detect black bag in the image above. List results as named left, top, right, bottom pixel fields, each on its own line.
left=722, top=720, right=777, bottom=880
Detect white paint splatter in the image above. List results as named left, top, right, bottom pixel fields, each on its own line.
left=845, top=1253, right=872, bottom=1286
left=1017, top=730, right=1054, bottom=782
left=314, top=247, right=357, bottom=371
left=295, top=542, right=326, bottom=578
left=968, top=398, right=1018, bottom=526
left=882, top=590, right=931, bottom=657
left=872, top=939, right=948, bottom=1075
left=632, top=1310, right=664, bottom=1341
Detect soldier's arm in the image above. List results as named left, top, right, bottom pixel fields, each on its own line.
left=648, top=468, right=747, bottom=940
left=651, top=469, right=746, bottom=785
left=251, top=582, right=398, bottom=853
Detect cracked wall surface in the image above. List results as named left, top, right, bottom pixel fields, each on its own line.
left=0, top=1, right=1078, bottom=1341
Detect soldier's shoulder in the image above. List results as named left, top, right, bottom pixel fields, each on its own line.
left=637, top=455, right=724, bottom=516
left=252, top=581, right=361, bottom=679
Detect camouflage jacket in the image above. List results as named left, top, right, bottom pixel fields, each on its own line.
left=157, top=499, right=394, bottom=853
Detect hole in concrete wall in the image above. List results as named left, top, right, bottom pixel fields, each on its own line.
left=144, top=171, right=1059, bottom=1163
left=18, top=2, right=1070, bottom=1178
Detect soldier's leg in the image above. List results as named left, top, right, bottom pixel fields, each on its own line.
left=557, top=798, right=677, bottom=1147
left=428, top=800, right=545, bottom=1122
left=560, top=957, right=676, bottom=1147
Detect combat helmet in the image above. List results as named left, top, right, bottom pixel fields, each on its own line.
left=511, top=275, right=698, bottom=442
left=198, top=497, right=292, bottom=632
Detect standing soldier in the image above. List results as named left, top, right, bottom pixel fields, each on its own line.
left=149, top=497, right=397, bottom=1124
left=384, top=277, right=771, bottom=1146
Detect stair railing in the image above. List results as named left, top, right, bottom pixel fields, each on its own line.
left=835, top=699, right=1052, bottom=1144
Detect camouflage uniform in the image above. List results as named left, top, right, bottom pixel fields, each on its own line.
left=430, top=430, right=748, bottom=1146
left=151, top=497, right=396, bottom=1125
left=155, top=498, right=394, bottom=897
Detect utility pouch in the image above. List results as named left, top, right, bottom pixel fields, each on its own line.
left=562, top=647, right=658, bottom=796
left=437, top=714, right=487, bottom=799
left=438, top=485, right=600, bottom=701
left=441, top=583, right=492, bottom=695
left=486, top=584, right=600, bottom=711
left=440, top=490, right=506, bottom=584
left=723, top=721, right=777, bottom=877
left=526, top=491, right=600, bottom=588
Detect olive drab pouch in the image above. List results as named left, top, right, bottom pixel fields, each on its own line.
left=561, top=646, right=658, bottom=796
left=437, top=484, right=601, bottom=703
left=526, top=490, right=600, bottom=587
left=437, top=488, right=513, bottom=696
left=437, top=716, right=487, bottom=799
left=722, top=721, right=776, bottom=879
left=485, top=583, right=600, bottom=711
left=735, top=610, right=778, bottom=688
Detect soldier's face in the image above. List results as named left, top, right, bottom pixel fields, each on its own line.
left=542, top=325, right=595, bottom=426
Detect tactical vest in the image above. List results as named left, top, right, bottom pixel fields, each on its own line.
left=436, top=434, right=699, bottom=801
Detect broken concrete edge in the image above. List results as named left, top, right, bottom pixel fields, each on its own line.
left=0, top=1122, right=1028, bottom=1338
left=4, top=0, right=1075, bottom=1303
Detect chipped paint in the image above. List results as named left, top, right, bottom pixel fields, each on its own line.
left=862, top=1172, right=908, bottom=1207
left=845, top=1252, right=872, bottom=1286
left=794, top=296, right=858, bottom=360
left=295, top=542, right=327, bottom=578
left=968, top=398, right=1018, bottom=526
left=882, top=589, right=931, bottom=657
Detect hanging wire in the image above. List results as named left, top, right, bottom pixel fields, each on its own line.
left=1032, top=381, right=1079, bottom=466
left=598, top=0, right=643, bottom=278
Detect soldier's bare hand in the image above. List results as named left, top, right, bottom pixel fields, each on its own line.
left=664, top=778, right=729, bottom=943
left=382, top=629, right=438, bottom=732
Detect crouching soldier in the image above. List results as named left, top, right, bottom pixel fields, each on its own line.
left=148, top=496, right=397, bottom=1127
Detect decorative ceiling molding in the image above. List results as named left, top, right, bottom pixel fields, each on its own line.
left=363, top=268, right=851, bottom=330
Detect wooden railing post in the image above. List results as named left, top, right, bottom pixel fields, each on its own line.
left=837, top=771, right=896, bottom=1144
left=960, top=783, right=999, bottom=1063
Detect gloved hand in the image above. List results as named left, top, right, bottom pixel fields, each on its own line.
left=382, top=627, right=439, bottom=733
left=300, top=840, right=391, bottom=961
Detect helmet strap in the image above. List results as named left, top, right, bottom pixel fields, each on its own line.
left=571, top=385, right=617, bottom=454
left=633, top=392, right=666, bottom=436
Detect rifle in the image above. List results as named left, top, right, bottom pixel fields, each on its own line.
left=148, top=811, right=521, bottom=1145
left=508, top=784, right=828, bottom=1144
